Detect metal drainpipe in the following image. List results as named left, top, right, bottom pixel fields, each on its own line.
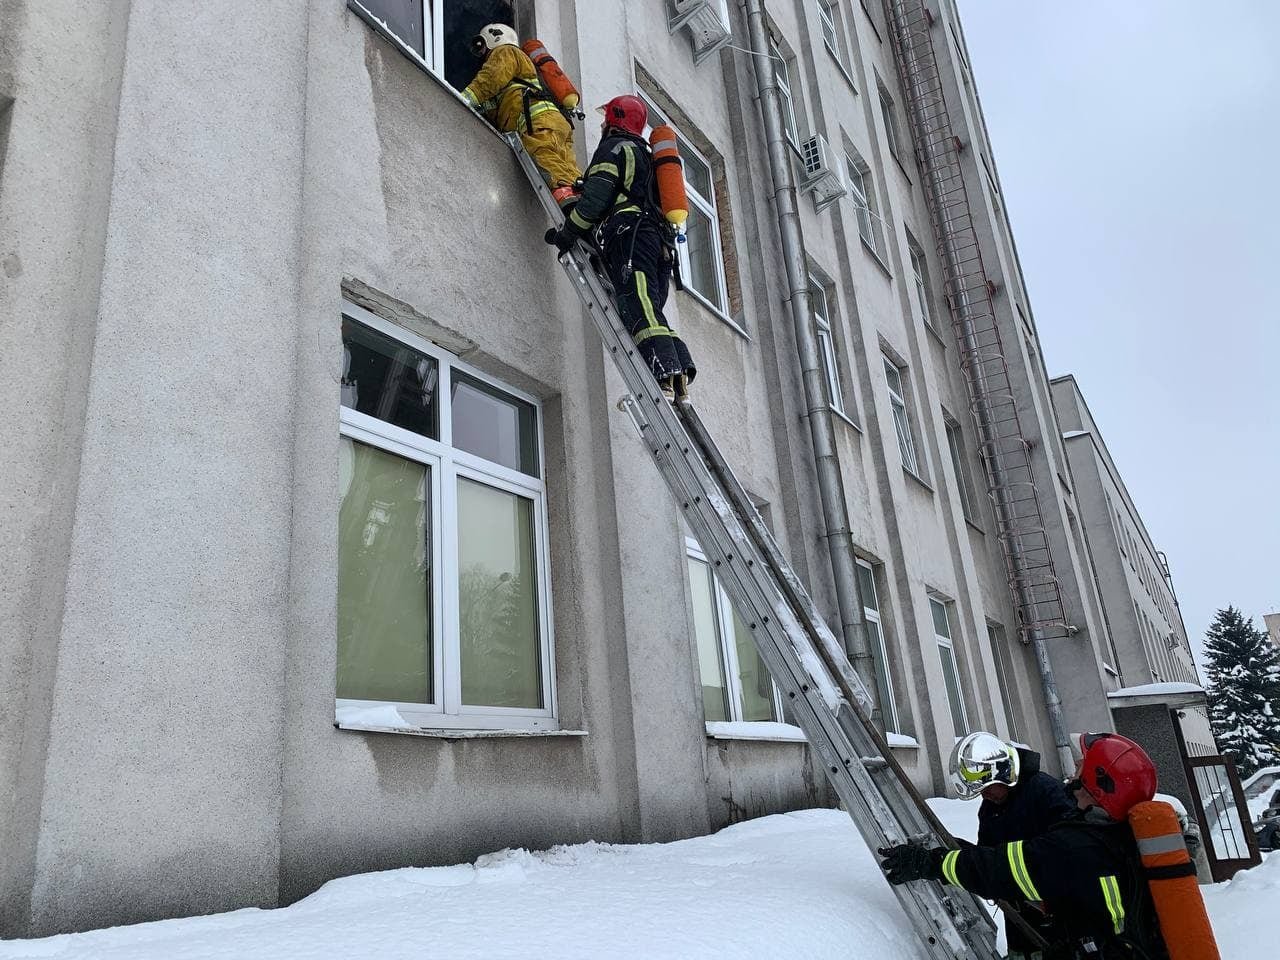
left=740, top=0, right=878, bottom=718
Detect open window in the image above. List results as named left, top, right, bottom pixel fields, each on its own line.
left=353, top=0, right=528, bottom=91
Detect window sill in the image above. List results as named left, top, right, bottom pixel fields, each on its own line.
left=830, top=406, right=863, bottom=433
left=903, top=467, right=934, bottom=494
left=705, top=721, right=807, bottom=743
left=892, top=153, right=914, bottom=185
left=860, top=236, right=894, bottom=278
left=886, top=732, right=920, bottom=750
left=678, top=286, right=751, bottom=341
left=924, top=320, right=947, bottom=346
left=964, top=517, right=986, bottom=536
left=824, top=43, right=860, bottom=93
left=337, top=721, right=588, bottom=740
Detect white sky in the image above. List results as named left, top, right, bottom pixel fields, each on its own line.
left=957, top=0, right=1280, bottom=667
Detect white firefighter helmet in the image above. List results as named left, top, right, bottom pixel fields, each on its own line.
left=470, top=23, right=519, bottom=58
left=948, top=732, right=1021, bottom=799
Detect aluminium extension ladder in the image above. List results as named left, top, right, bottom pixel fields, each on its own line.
left=507, top=133, right=1000, bottom=960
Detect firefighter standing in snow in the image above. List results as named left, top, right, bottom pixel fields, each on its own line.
left=546, top=95, right=696, bottom=399
left=951, top=732, right=1076, bottom=958
left=461, top=24, right=581, bottom=208
left=881, top=733, right=1169, bottom=959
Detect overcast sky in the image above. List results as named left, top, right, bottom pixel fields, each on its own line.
left=956, top=1, right=1279, bottom=667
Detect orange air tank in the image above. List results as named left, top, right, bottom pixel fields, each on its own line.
left=1128, top=800, right=1220, bottom=960
left=521, top=40, right=580, bottom=111
left=648, top=125, right=688, bottom=229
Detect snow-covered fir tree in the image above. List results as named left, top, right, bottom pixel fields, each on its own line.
left=1203, top=606, right=1280, bottom=777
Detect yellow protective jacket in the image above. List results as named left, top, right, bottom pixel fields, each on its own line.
left=460, top=44, right=557, bottom=134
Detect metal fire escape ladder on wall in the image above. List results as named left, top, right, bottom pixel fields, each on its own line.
left=506, top=134, right=999, bottom=960
left=881, top=0, right=1075, bottom=770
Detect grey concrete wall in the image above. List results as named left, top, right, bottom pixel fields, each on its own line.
left=0, top=0, right=135, bottom=934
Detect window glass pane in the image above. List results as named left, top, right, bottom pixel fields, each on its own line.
left=445, top=1, right=513, bottom=91
left=818, top=329, right=842, bottom=410
left=988, top=623, right=1020, bottom=741
left=930, top=598, right=951, bottom=639
left=342, top=317, right=439, bottom=439
left=731, top=606, right=778, bottom=722
left=684, top=204, right=723, bottom=309
left=458, top=478, right=542, bottom=708
left=856, top=563, right=879, bottom=612
left=946, top=422, right=976, bottom=519
left=883, top=357, right=902, bottom=395
left=938, top=643, right=967, bottom=733
left=337, top=439, right=432, bottom=704
left=362, top=0, right=426, bottom=57
left=893, top=402, right=917, bottom=472
left=683, top=151, right=713, bottom=199
left=865, top=618, right=897, bottom=730
left=451, top=371, right=539, bottom=475
left=688, top=556, right=730, bottom=722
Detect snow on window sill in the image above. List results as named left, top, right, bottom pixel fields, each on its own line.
left=336, top=704, right=582, bottom=739
left=886, top=733, right=920, bottom=749
left=337, top=722, right=587, bottom=740
left=705, top=721, right=807, bottom=743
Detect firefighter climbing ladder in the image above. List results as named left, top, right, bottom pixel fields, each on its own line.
left=506, top=133, right=1000, bottom=960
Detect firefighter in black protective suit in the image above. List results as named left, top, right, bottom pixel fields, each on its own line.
left=950, top=732, right=1076, bottom=958
left=881, top=733, right=1170, bottom=960
left=546, top=94, right=697, bottom=400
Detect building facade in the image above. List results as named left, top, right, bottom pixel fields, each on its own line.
left=1, top=0, right=1147, bottom=937
left=1050, top=374, right=1214, bottom=754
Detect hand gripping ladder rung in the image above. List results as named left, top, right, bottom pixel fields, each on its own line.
left=505, top=134, right=999, bottom=960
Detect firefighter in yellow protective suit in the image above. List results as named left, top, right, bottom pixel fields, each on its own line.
left=461, top=24, right=581, bottom=208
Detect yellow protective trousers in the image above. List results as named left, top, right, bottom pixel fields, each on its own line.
left=521, top=111, right=581, bottom=192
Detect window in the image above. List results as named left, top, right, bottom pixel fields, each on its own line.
left=637, top=93, right=729, bottom=316
left=338, top=306, right=554, bottom=730
left=817, top=0, right=851, bottom=69
left=930, top=597, right=968, bottom=735
left=809, top=275, right=844, bottom=413
left=769, top=33, right=800, bottom=147
left=944, top=414, right=981, bottom=523
left=687, top=538, right=782, bottom=723
left=878, top=84, right=903, bottom=162
left=908, top=242, right=934, bottom=331
left=883, top=356, right=919, bottom=474
left=845, top=150, right=884, bottom=256
left=355, top=0, right=517, bottom=91
left=987, top=622, right=1021, bottom=742
left=857, top=560, right=899, bottom=732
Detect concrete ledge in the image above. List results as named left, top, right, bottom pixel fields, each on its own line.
left=336, top=723, right=588, bottom=740
left=705, top=721, right=807, bottom=743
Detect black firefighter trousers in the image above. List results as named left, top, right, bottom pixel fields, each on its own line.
left=601, top=213, right=696, bottom=384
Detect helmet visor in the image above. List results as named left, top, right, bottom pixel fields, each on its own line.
left=948, top=732, right=1020, bottom=799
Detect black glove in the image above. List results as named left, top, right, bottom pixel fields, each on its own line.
left=878, top=843, right=942, bottom=885
left=544, top=226, right=577, bottom=255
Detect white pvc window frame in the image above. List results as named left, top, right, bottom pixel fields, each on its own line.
left=337, top=301, right=558, bottom=731
left=883, top=356, right=920, bottom=475
left=929, top=596, right=969, bottom=736
left=844, top=149, right=883, bottom=255
left=909, top=243, right=933, bottom=330
left=769, top=33, right=801, bottom=148
left=352, top=0, right=445, bottom=77
left=636, top=91, right=731, bottom=320
left=808, top=275, right=844, bottom=413
left=856, top=559, right=900, bottom=733
left=878, top=84, right=902, bottom=161
left=686, top=537, right=784, bottom=724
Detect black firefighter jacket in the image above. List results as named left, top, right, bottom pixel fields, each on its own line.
left=977, top=747, right=1076, bottom=847
left=937, top=812, right=1168, bottom=959
left=566, top=131, right=659, bottom=237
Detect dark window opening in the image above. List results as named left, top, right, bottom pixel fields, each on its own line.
left=445, top=0, right=515, bottom=92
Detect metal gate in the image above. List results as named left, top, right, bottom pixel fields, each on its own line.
left=1184, top=755, right=1261, bottom=882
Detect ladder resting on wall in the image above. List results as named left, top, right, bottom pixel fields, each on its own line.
left=507, top=133, right=1001, bottom=960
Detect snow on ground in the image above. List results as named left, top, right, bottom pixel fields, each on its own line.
left=0, top=802, right=1268, bottom=960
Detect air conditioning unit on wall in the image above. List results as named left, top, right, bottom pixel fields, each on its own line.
left=799, top=134, right=848, bottom=212
left=669, top=0, right=733, bottom=65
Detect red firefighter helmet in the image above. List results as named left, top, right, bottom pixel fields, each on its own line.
left=599, top=94, right=648, bottom=136
left=1078, top=732, right=1157, bottom=821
